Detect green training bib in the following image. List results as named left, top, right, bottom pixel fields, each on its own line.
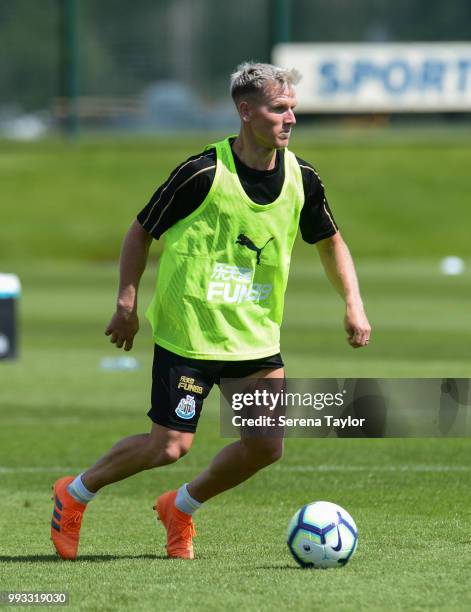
left=146, top=136, right=304, bottom=360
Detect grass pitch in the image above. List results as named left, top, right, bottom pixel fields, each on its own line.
left=1, top=132, right=471, bottom=611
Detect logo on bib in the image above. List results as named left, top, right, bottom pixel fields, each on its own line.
left=175, top=395, right=196, bottom=420
left=207, top=262, right=273, bottom=304
left=236, top=234, right=274, bottom=265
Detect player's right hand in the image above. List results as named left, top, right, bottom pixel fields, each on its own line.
left=104, top=310, right=139, bottom=351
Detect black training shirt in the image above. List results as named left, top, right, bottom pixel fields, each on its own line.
left=137, top=142, right=338, bottom=244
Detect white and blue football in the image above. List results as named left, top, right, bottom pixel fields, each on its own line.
left=287, top=501, right=358, bottom=568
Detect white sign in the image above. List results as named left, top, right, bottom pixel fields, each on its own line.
left=0, top=273, right=21, bottom=297
left=273, top=43, right=471, bottom=112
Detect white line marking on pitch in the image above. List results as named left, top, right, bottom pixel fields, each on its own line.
left=0, top=467, right=80, bottom=473
left=275, top=465, right=471, bottom=472
left=1, top=465, right=470, bottom=474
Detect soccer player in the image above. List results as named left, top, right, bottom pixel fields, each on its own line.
left=50, top=62, right=371, bottom=560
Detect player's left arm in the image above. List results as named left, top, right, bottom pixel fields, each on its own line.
left=316, top=232, right=371, bottom=349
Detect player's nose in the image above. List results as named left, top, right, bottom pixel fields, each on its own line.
left=284, top=108, right=296, bottom=125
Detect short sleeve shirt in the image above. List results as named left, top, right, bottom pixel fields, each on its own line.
left=137, top=142, right=338, bottom=244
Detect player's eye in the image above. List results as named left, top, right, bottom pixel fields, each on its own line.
left=271, top=105, right=296, bottom=113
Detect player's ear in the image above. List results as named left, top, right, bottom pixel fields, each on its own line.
left=238, top=100, right=251, bottom=122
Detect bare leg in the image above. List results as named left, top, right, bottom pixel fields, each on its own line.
left=187, top=367, right=284, bottom=503
left=187, top=437, right=282, bottom=502
left=82, top=424, right=194, bottom=493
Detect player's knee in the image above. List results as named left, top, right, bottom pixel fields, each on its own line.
left=243, top=439, right=283, bottom=468
left=148, top=441, right=191, bottom=468
left=153, top=445, right=182, bottom=466
left=177, top=443, right=191, bottom=459
left=263, top=441, right=283, bottom=465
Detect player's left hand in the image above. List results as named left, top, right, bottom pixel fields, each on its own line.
left=344, top=307, right=371, bottom=348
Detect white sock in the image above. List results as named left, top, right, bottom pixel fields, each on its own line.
left=67, top=473, right=96, bottom=504
left=175, top=483, right=203, bottom=516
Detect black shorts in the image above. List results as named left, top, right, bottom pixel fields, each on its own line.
left=147, top=344, right=284, bottom=433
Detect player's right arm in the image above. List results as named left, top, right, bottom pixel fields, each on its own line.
left=105, top=220, right=152, bottom=351
left=106, top=148, right=216, bottom=351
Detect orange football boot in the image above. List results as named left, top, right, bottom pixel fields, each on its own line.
left=154, top=490, right=196, bottom=559
left=50, top=476, right=86, bottom=560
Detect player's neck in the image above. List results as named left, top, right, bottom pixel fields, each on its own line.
left=231, top=135, right=277, bottom=171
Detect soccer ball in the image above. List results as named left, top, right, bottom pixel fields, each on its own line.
left=287, top=501, right=358, bottom=568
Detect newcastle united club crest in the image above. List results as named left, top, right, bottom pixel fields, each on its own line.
left=175, top=394, right=196, bottom=420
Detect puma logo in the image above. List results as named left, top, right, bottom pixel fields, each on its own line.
left=235, top=234, right=274, bottom=265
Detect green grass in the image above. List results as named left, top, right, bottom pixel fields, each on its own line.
left=1, top=132, right=471, bottom=610
left=1, top=131, right=471, bottom=261
left=1, top=425, right=471, bottom=610
left=0, top=257, right=470, bottom=610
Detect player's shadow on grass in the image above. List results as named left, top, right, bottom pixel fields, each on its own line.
left=256, top=564, right=300, bottom=570
left=0, top=554, right=169, bottom=563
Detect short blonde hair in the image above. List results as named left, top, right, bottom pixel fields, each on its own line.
left=230, top=61, right=301, bottom=102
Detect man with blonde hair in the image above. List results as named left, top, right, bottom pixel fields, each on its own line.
left=50, top=62, right=370, bottom=561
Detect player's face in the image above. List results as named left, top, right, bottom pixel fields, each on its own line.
left=247, top=84, right=297, bottom=149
